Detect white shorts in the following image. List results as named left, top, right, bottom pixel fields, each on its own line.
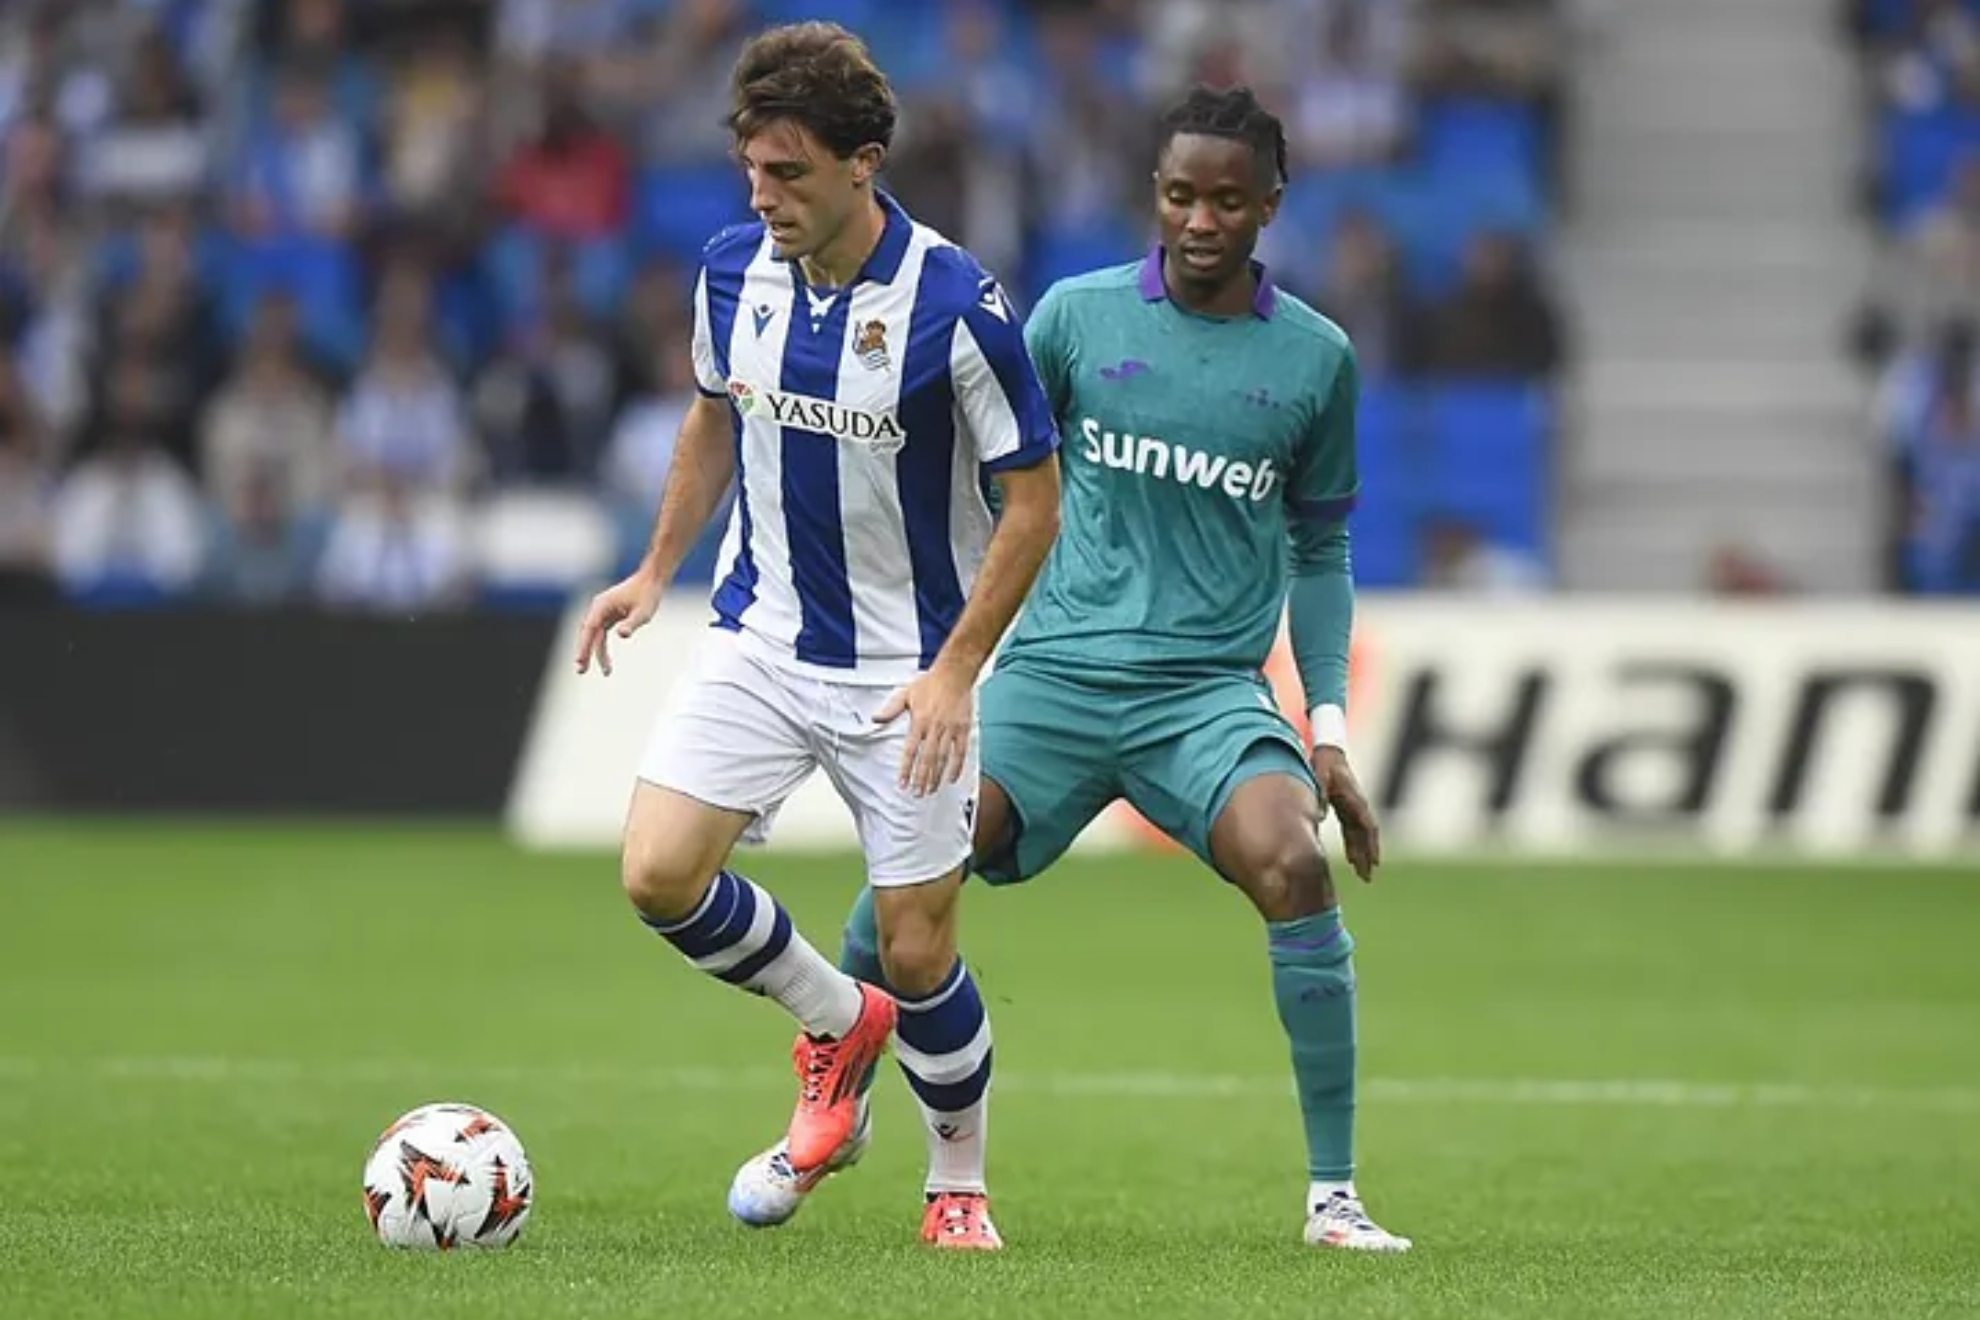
left=637, top=629, right=978, bottom=888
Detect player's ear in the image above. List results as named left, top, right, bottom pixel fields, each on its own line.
left=850, top=143, right=886, bottom=187
left=1259, top=184, right=1284, bottom=229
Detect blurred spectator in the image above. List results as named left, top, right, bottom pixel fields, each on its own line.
left=1861, top=0, right=1980, bottom=112
left=602, top=340, right=697, bottom=515
left=618, top=0, right=752, bottom=168
left=1290, top=1, right=1412, bottom=169
left=315, top=476, right=472, bottom=613
left=1416, top=230, right=1565, bottom=379
left=382, top=28, right=486, bottom=236
left=1875, top=317, right=1980, bottom=451
left=85, top=203, right=228, bottom=471
left=1420, top=513, right=1549, bottom=593
left=334, top=266, right=478, bottom=495
left=887, top=99, right=977, bottom=254
left=1024, top=9, right=1146, bottom=245
left=204, top=461, right=322, bottom=606
left=229, top=65, right=368, bottom=244
left=1307, top=210, right=1423, bottom=379
left=496, top=61, right=629, bottom=242
left=1889, top=319, right=1980, bottom=592
left=0, top=4, right=114, bottom=140
left=1, top=108, right=93, bottom=435
left=1707, top=543, right=1794, bottom=596
left=1410, top=0, right=1568, bottom=199
left=1, top=108, right=71, bottom=249
left=610, top=259, right=691, bottom=408
left=251, top=0, right=382, bottom=133
left=49, top=360, right=209, bottom=601
left=1410, top=0, right=1566, bottom=105
left=84, top=27, right=208, bottom=212
left=498, top=0, right=652, bottom=72
left=0, top=354, right=55, bottom=603
left=1858, top=155, right=1980, bottom=363
left=474, top=256, right=617, bottom=482
left=199, top=295, right=338, bottom=522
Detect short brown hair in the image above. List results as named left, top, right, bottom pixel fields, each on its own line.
left=727, top=22, right=897, bottom=159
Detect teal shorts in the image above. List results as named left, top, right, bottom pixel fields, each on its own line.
left=975, top=659, right=1317, bottom=884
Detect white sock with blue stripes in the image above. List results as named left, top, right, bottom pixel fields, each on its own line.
left=645, top=871, right=862, bottom=1040
left=894, top=959, right=993, bottom=1196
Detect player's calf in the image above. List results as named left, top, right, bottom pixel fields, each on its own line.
left=873, top=879, right=995, bottom=1198
left=623, top=783, right=884, bottom=1170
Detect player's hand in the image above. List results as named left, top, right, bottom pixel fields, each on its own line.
left=1312, top=746, right=1381, bottom=883
left=573, top=570, right=664, bottom=677
left=876, top=660, right=975, bottom=797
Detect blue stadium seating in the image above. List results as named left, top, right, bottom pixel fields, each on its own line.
left=635, top=164, right=754, bottom=264
left=1417, top=96, right=1544, bottom=188
left=1420, top=383, right=1554, bottom=556
left=1347, top=382, right=1422, bottom=587
left=1879, top=104, right=1980, bottom=227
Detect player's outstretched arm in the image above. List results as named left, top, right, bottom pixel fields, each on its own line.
left=880, top=455, right=1061, bottom=795
left=1289, top=343, right=1379, bottom=879
left=1289, top=523, right=1380, bottom=882
left=574, top=394, right=735, bottom=677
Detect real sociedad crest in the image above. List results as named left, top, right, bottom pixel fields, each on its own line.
left=854, top=319, right=891, bottom=372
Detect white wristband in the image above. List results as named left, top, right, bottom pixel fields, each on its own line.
left=1308, top=703, right=1349, bottom=754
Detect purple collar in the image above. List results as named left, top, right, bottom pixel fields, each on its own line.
left=1137, top=244, right=1278, bottom=319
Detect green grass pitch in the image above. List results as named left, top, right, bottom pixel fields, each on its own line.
left=3, top=821, right=1978, bottom=1319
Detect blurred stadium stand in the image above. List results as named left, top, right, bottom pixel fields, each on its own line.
left=1845, top=0, right=1980, bottom=595
left=0, top=0, right=1576, bottom=613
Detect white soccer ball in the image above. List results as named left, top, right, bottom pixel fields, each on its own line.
left=361, top=1102, right=534, bottom=1250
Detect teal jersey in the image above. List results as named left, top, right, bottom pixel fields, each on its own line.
left=1000, top=250, right=1359, bottom=684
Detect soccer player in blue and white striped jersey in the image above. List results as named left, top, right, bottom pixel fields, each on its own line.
left=573, top=22, right=1061, bottom=1251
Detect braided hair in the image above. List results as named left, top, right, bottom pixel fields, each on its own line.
left=1158, top=84, right=1289, bottom=188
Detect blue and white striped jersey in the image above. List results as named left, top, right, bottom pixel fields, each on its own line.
left=690, top=191, right=1059, bottom=684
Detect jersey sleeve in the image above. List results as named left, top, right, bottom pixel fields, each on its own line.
left=1020, top=282, right=1074, bottom=419
left=951, top=275, right=1060, bottom=473
left=689, top=265, right=725, bottom=399
left=1289, top=344, right=1361, bottom=534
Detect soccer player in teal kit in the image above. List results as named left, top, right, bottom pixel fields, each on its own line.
left=729, top=84, right=1411, bottom=1252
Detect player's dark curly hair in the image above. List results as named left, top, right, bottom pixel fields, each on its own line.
left=1159, top=84, right=1289, bottom=187
left=727, top=22, right=898, bottom=159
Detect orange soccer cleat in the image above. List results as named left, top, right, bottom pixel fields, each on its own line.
left=785, top=981, right=897, bottom=1172
left=920, top=1192, right=1004, bottom=1251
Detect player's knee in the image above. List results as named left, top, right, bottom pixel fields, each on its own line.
left=877, top=912, right=957, bottom=999
left=619, top=828, right=714, bottom=923
left=1236, top=835, right=1334, bottom=924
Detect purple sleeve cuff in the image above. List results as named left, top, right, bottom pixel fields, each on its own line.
left=1291, top=493, right=1358, bottom=523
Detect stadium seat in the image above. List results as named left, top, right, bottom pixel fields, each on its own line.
left=1348, top=382, right=1422, bottom=588
left=1420, top=383, right=1554, bottom=557
left=471, top=489, right=621, bottom=612
left=1879, top=105, right=1980, bottom=227
left=1416, top=96, right=1544, bottom=190
left=484, top=227, right=636, bottom=331
left=636, top=165, right=754, bottom=263
left=61, top=574, right=184, bottom=611
left=217, top=235, right=367, bottom=372
left=1026, top=223, right=1138, bottom=303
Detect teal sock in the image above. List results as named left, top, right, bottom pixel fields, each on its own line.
left=1267, top=907, right=1357, bottom=1183
left=838, top=885, right=888, bottom=1099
